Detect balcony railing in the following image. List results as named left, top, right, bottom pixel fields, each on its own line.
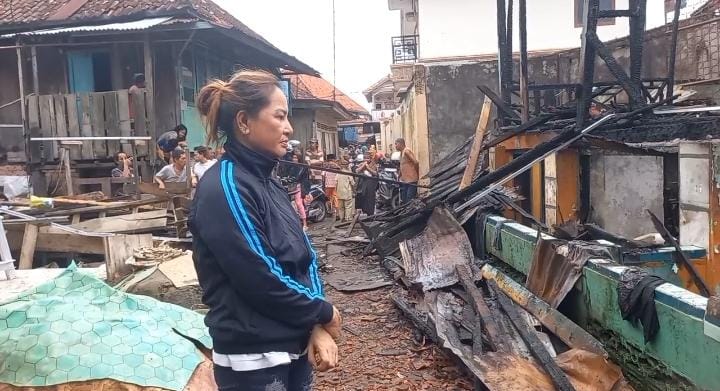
left=391, top=35, right=419, bottom=64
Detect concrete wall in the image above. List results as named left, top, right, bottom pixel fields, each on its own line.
left=417, top=0, right=668, bottom=59
left=425, top=60, right=498, bottom=165
left=588, top=152, right=664, bottom=238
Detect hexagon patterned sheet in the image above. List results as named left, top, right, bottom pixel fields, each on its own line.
left=0, top=264, right=212, bottom=390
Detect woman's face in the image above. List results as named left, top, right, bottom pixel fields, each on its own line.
left=238, top=87, right=293, bottom=158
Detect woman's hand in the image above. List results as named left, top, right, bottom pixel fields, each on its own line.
left=323, top=306, right=342, bottom=340
left=308, top=326, right=338, bottom=372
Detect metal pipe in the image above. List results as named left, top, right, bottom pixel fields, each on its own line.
left=456, top=114, right=616, bottom=211
left=667, top=0, right=683, bottom=102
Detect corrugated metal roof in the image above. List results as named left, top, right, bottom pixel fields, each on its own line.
left=1, top=17, right=174, bottom=38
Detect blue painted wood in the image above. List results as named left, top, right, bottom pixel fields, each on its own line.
left=67, top=52, right=95, bottom=93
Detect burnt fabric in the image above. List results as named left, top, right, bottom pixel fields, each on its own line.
left=526, top=239, right=614, bottom=308
left=618, top=269, right=665, bottom=343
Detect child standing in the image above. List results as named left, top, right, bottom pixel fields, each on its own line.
left=336, top=160, right=356, bottom=222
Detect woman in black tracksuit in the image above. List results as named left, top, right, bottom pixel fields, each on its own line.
left=189, top=70, right=342, bottom=391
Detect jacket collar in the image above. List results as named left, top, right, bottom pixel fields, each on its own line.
left=223, top=138, right=278, bottom=178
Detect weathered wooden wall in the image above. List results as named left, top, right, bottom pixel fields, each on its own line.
left=26, top=90, right=150, bottom=162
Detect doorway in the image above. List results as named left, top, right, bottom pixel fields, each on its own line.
left=67, top=50, right=112, bottom=93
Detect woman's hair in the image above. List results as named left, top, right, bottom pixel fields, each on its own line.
left=196, top=70, right=280, bottom=145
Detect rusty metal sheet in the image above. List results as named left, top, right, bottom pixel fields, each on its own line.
left=429, top=292, right=632, bottom=391
left=526, top=238, right=614, bottom=308
left=399, top=207, right=474, bottom=291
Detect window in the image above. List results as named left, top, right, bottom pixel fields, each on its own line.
left=375, top=103, right=382, bottom=110
left=574, top=0, right=616, bottom=28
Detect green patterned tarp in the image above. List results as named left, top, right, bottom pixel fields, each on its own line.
left=0, top=264, right=212, bottom=390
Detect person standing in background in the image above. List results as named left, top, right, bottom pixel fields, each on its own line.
left=335, top=160, right=355, bottom=222
left=323, top=154, right=340, bottom=219
left=192, top=146, right=217, bottom=185
left=395, top=138, right=419, bottom=203
left=305, top=139, right=324, bottom=184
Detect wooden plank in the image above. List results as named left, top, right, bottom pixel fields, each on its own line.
left=26, top=95, right=43, bottom=163
left=103, top=92, right=120, bottom=155
left=117, top=89, right=132, bottom=154
left=6, top=227, right=105, bottom=254
left=90, top=93, right=107, bottom=157
left=53, top=94, right=68, bottom=138
left=143, top=36, right=156, bottom=160
left=459, top=96, right=493, bottom=191
left=487, top=280, right=577, bottom=391
left=38, top=95, right=57, bottom=160
left=70, top=209, right=167, bottom=233
left=104, top=233, right=153, bottom=282
left=27, top=95, right=40, bottom=128
left=647, top=209, right=712, bottom=296
left=65, top=94, right=82, bottom=160
left=132, top=91, right=149, bottom=157
left=18, top=223, right=38, bottom=269
left=61, top=147, right=73, bottom=196
left=456, top=264, right=508, bottom=353
left=79, top=94, right=94, bottom=159
left=39, top=196, right=169, bottom=217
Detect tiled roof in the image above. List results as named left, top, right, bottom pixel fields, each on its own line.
left=0, top=0, right=316, bottom=73
left=287, top=74, right=368, bottom=116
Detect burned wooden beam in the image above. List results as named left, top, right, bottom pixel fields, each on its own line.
left=667, top=0, right=682, bottom=101
left=456, top=265, right=507, bottom=352
left=588, top=32, right=643, bottom=107
left=487, top=280, right=576, bottom=391
left=477, top=85, right=520, bottom=121
left=482, top=264, right=608, bottom=357
left=483, top=113, right=555, bottom=150
left=391, top=296, right=438, bottom=342
left=576, top=0, right=600, bottom=127
left=628, top=0, right=647, bottom=109
left=646, top=209, right=711, bottom=297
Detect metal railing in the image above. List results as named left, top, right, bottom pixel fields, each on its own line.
left=391, top=35, right=419, bottom=64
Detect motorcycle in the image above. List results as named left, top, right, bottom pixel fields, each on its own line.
left=305, top=184, right=328, bottom=223
left=375, top=159, right=401, bottom=213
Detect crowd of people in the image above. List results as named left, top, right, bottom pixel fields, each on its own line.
left=279, top=136, right=420, bottom=225
left=111, top=123, right=419, bottom=224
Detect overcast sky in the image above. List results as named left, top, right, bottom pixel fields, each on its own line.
left=215, top=0, right=399, bottom=109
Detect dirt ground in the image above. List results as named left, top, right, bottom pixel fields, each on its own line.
left=311, top=222, right=474, bottom=391
left=137, top=219, right=474, bottom=390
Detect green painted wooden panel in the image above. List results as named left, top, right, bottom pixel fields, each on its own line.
left=484, top=215, right=720, bottom=390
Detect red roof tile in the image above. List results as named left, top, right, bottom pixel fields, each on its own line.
left=1, top=0, right=274, bottom=50
left=0, top=0, right=316, bottom=74
left=287, top=74, right=368, bottom=116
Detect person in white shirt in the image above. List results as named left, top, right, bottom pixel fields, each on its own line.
left=192, top=146, right=217, bottom=186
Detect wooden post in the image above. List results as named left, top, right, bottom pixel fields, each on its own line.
left=31, top=46, right=39, bottom=95
left=519, top=0, right=530, bottom=122
left=16, top=45, right=26, bottom=139
left=18, top=223, right=39, bottom=269
left=459, top=96, right=493, bottom=190
left=143, top=35, right=156, bottom=159
left=61, top=147, right=74, bottom=196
